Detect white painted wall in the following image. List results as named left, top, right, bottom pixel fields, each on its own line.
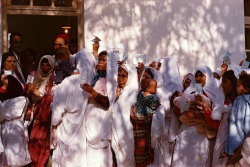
left=84, top=0, right=245, bottom=76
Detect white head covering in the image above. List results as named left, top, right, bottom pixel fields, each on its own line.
left=51, top=49, right=96, bottom=145
left=33, top=55, right=55, bottom=93
left=182, top=73, right=195, bottom=89
left=185, top=65, right=225, bottom=120
left=111, top=64, right=138, bottom=166
left=213, top=69, right=221, bottom=77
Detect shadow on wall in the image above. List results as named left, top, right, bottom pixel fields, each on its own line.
left=84, top=0, right=244, bottom=75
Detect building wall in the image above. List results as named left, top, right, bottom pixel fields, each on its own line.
left=84, top=0, right=245, bottom=76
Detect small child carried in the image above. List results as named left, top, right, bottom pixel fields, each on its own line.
left=135, top=78, right=160, bottom=118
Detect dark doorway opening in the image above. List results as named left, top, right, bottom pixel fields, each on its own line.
left=8, top=15, right=77, bottom=60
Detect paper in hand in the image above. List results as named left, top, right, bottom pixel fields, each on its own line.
left=195, top=83, right=203, bottom=95
left=80, top=72, right=87, bottom=88
left=181, top=102, right=190, bottom=113
left=26, top=75, right=34, bottom=84
left=4, top=70, right=12, bottom=76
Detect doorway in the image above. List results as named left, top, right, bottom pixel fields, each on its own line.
left=7, top=15, right=77, bottom=59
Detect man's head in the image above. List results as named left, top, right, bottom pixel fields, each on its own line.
left=9, top=32, right=23, bottom=53
left=54, top=34, right=70, bottom=51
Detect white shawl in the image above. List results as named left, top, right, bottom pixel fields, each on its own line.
left=185, top=65, right=225, bottom=120
left=111, top=64, right=138, bottom=166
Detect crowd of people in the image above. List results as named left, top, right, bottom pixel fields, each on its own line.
left=0, top=31, right=250, bottom=167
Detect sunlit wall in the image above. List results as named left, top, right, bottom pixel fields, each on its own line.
left=84, top=0, right=244, bottom=76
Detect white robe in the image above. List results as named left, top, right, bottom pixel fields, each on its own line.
left=51, top=49, right=96, bottom=167
left=0, top=96, right=31, bottom=167
left=110, top=64, right=138, bottom=167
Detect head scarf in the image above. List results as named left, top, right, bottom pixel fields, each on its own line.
left=33, top=55, right=55, bottom=89
left=185, top=65, right=225, bottom=120
left=182, top=73, right=195, bottom=86
left=213, top=69, right=221, bottom=77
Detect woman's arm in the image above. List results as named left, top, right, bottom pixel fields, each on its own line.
left=82, top=83, right=110, bottom=109
left=27, top=83, right=41, bottom=97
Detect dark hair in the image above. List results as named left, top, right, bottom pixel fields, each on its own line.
left=10, top=32, right=23, bottom=44
left=141, top=78, right=155, bottom=92
left=239, top=74, right=250, bottom=91
left=55, top=47, right=70, bottom=61
left=222, top=70, right=237, bottom=91
left=98, top=50, right=107, bottom=57
left=1, top=52, right=16, bottom=73
left=144, top=68, right=154, bottom=79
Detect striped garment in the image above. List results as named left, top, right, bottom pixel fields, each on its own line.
left=130, top=105, right=154, bottom=167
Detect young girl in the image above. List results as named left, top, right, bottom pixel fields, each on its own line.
left=223, top=74, right=250, bottom=163
left=135, top=78, right=160, bottom=117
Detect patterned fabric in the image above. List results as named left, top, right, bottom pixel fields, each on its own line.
left=135, top=92, right=159, bottom=117
left=131, top=105, right=154, bottom=167
left=28, top=74, right=54, bottom=167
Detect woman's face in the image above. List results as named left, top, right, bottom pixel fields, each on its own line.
left=117, top=69, right=128, bottom=88
left=4, top=56, right=17, bottom=71
left=97, top=55, right=107, bottom=71
left=195, top=71, right=206, bottom=86
left=221, top=77, right=233, bottom=96
left=40, top=61, right=52, bottom=75
left=183, top=78, right=191, bottom=90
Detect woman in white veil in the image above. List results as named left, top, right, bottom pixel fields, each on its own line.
left=171, top=65, right=224, bottom=167
left=111, top=64, right=138, bottom=167
left=82, top=50, right=118, bottom=167
left=51, top=49, right=96, bottom=167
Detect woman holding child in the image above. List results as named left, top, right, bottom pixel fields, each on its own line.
left=171, top=65, right=224, bottom=167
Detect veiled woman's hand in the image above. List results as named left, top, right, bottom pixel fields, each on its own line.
left=194, top=94, right=209, bottom=110
left=27, top=83, right=36, bottom=92
left=82, top=83, right=98, bottom=97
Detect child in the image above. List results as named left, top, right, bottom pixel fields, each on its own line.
left=54, top=47, right=75, bottom=84
left=223, top=74, right=250, bottom=161
left=131, top=78, right=159, bottom=167
left=135, top=78, right=160, bottom=117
